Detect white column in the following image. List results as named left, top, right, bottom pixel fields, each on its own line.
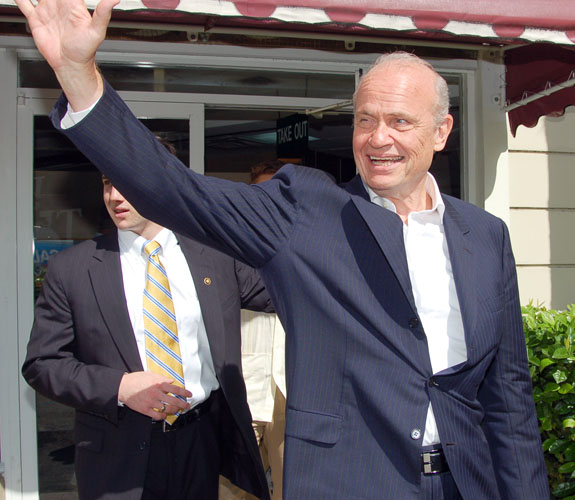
left=0, top=47, right=38, bottom=500
left=476, top=49, right=510, bottom=223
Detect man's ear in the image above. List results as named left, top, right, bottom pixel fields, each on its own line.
left=433, top=114, right=454, bottom=152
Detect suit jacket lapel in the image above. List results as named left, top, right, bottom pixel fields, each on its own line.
left=345, top=177, right=477, bottom=371
left=88, top=231, right=143, bottom=372
left=177, top=235, right=226, bottom=377
left=442, top=197, right=477, bottom=364
left=345, top=175, right=418, bottom=314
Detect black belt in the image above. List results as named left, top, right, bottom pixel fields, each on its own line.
left=421, top=448, right=449, bottom=475
left=151, top=390, right=218, bottom=433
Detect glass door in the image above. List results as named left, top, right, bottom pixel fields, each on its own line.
left=17, top=77, right=463, bottom=500
left=204, top=108, right=355, bottom=184
left=17, top=97, right=203, bottom=500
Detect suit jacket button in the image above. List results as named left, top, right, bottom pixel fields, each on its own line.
left=410, top=428, right=422, bottom=440
left=429, top=377, right=439, bottom=388
left=408, top=317, right=419, bottom=328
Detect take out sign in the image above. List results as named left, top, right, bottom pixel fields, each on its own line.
left=277, top=114, right=308, bottom=156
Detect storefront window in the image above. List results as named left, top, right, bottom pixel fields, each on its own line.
left=204, top=108, right=356, bottom=183
left=32, top=116, right=190, bottom=498
left=27, top=61, right=462, bottom=499
left=20, top=60, right=356, bottom=99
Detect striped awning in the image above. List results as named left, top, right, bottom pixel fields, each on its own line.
left=505, top=44, right=575, bottom=136
left=3, top=0, right=575, bottom=46
left=98, top=0, right=575, bottom=45
left=4, top=0, right=575, bottom=132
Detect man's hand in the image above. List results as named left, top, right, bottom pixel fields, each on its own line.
left=15, top=0, right=119, bottom=110
left=118, top=371, right=192, bottom=420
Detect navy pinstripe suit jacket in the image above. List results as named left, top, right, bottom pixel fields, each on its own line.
left=52, top=81, right=549, bottom=499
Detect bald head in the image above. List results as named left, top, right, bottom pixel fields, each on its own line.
left=354, top=52, right=450, bottom=128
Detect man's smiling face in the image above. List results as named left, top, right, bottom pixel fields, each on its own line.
left=352, top=61, right=452, bottom=205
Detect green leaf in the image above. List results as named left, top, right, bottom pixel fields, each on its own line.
left=554, top=370, right=569, bottom=384
left=541, top=358, right=556, bottom=370
left=529, top=355, right=541, bottom=367
left=564, top=419, right=575, bottom=429
left=550, top=439, right=570, bottom=454
left=559, top=383, right=574, bottom=395
left=564, top=444, right=575, bottom=461
left=543, top=438, right=556, bottom=451
left=545, top=382, right=561, bottom=392
left=552, top=481, right=575, bottom=497
left=554, top=347, right=570, bottom=359
left=559, top=462, right=575, bottom=474
left=540, top=416, right=553, bottom=431
left=541, top=311, right=556, bottom=326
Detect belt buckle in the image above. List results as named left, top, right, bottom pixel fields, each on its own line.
left=161, top=419, right=177, bottom=433
left=161, top=411, right=187, bottom=433
left=422, top=452, right=434, bottom=475
left=422, top=450, right=443, bottom=475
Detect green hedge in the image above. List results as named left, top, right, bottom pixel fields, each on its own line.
left=523, top=303, right=575, bottom=499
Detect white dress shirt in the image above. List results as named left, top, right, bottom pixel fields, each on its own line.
left=118, top=228, right=219, bottom=408
left=366, top=174, right=467, bottom=446
left=61, top=102, right=95, bottom=129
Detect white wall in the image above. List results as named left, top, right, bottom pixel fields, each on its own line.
left=508, top=108, right=575, bottom=310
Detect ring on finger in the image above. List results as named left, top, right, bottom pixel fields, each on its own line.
left=159, top=403, right=166, bottom=413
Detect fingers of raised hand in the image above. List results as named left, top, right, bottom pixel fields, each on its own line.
left=14, top=0, right=37, bottom=17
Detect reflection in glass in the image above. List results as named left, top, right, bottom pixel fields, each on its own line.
left=20, top=60, right=355, bottom=99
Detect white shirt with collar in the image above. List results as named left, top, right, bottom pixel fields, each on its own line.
left=365, top=173, right=467, bottom=446
left=118, top=227, right=219, bottom=409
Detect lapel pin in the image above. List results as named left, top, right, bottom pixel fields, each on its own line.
left=203, top=277, right=212, bottom=286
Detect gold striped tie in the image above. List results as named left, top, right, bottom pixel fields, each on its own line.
left=143, top=240, right=185, bottom=424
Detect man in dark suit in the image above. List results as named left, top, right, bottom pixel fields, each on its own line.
left=22, top=171, right=273, bottom=500
left=17, top=0, right=549, bottom=497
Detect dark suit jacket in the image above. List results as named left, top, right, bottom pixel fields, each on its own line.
left=23, top=229, right=273, bottom=500
left=52, top=82, right=549, bottom=499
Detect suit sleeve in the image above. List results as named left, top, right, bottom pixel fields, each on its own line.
left=22, top=255, right=126, bottom=422
left=51, top=81, right=298, bottom=269
left=477, top=222, right=549, bottom=499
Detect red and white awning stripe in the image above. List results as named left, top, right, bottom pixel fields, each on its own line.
left=3, top=0, right=575, bottom=45
left=4, top=0, right=575, bottom=131
left=117, top=0, right=575, bottom=45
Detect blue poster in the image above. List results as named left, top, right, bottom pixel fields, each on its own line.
left=34, top=240, right=75, bottom=291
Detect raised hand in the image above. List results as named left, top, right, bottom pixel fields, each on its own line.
left=15, top=0, right=119, bottom=110
left=118, top=371, right=192, bottom=420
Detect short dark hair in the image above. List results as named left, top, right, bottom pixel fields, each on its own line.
left=249, top=160, right=285, bottom=184
left=155, top=135, right=177, bottom=156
